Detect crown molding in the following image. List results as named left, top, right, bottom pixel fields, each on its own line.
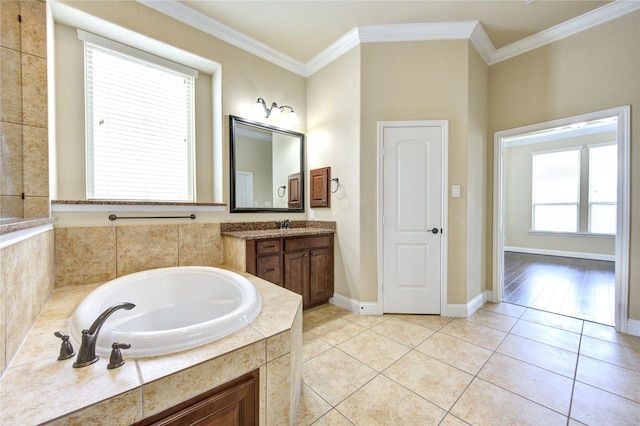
left=307, top=21, right=495, bottom=75
left=136, top=0, right=306, bottom=76
left=134, top=0, right=640, bottom=75
left=490, top=0, right=640, bottom=65
left=304, top=28, right=361, bottom=76
left=358, top=21, right=478, bottom=43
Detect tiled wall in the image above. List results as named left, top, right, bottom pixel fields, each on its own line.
left=0, top=229, right=55, bottom=373
left=0, top=0, right=53, bottom=375
left=55, top=223, right=224, bottom=286
left=0, top=0, right=49, bottom=219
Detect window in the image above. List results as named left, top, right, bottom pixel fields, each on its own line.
left=81, top=31, right=197, bottom=202
left=531, top=149, right=580, bottom=233
left=588, top=144, right=617, bottom=234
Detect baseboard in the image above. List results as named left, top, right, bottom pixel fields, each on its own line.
left=349, top=285, right=640, bottom=334
left=505, top=246, right=615, bottom=262
left=627, top=319, right=640, bottom=337
left=332, top=290, right=496, bottom=317
left=445, top=290, right=492, bottom=317
left=329, top=294, right=381, bottom=315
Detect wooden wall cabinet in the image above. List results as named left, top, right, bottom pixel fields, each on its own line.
left=246, top=234, right=334, bottom=309
left=287, top=173, right=301, bottom=208
left=310, top=167, right=331, bottom=208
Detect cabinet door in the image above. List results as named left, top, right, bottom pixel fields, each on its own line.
left=133, top=370, right=258, bottom=426
left=283, top=250, right=309, bottom=304
left=309, top=247, right=334, bottom=305
left=255, top=254, right=281, bottom=284
left=287, top=173, right=301, bottom=208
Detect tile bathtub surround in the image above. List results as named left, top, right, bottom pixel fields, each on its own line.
left=54, top=223, right=224, bottom=286
left=0, top=269, right=303, bottom=425
left=0, top=229, right=55, bottom=374
left=298, top=303, right=640, bottom=425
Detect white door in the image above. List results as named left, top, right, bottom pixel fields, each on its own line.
left=235, top=171, right=254, bottom=207
left=382, top=123, right=445, bottom=314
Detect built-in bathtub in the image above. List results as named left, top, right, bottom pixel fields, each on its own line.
left=69, top=266, right=261, bottom=357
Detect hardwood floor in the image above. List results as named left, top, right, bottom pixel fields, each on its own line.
left=503, top=251, right=615, bottom=326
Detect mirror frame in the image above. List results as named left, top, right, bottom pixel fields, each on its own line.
left=229, top=115, right=305, bottom=213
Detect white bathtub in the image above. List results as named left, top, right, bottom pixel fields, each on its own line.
left=69, top=266, right=261, bottom=357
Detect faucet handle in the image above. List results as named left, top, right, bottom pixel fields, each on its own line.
left=54, top=331, right=75, bottom=360
left=107, top=342, right=131, bottom=369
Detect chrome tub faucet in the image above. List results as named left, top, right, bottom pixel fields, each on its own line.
left=73, top=302, right=135, bottom=368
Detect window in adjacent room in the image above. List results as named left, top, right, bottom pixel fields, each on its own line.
left=588, top=143, right=617, bottom=234
left=531, top=149, right=580, bottom=233
left=80, top=30, right=197, bottom=202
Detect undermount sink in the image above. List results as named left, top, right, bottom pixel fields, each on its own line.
left=69, top=266, right=261, bottom=357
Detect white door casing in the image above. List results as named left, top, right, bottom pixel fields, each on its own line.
left=493, top=106, right=630, bottom=333
left=378, top=121, right=448, bottom=314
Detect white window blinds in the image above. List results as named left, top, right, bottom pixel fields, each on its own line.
left=81, top=31, right=196, bottom=202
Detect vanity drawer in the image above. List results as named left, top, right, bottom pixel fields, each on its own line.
left=256, top=254, right=282, bottom=284
left=256, top=239, right=281, bottom=255
left=285, top=235, right=331, bottom=252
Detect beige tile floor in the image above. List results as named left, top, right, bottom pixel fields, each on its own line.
left=297, top=302, right=640, bottom=425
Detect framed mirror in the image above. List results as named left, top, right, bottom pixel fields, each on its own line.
left=230, top=115, right=305, bottom=213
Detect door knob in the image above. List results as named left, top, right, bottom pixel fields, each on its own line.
left=430, top=228, right=439, bottom=234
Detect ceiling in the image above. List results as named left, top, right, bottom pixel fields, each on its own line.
left=177, top=0, right=610, bottom=63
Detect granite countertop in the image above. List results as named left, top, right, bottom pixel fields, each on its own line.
left=0, top=266, right=302, bottom=425
left=221, top=220, right=336, bottom=240
left=221, top=227, right=336, bottom=240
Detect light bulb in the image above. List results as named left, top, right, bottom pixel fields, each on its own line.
left=288, top=110, right=300, bottom=125
left=270, top=105, right=282, bottom=119
left=254, top=99, right=266, bottom=117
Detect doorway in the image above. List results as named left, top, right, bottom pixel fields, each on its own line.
left=377, top=121, right=448, bottom=314
left=493, top=106, right=630, bottom=332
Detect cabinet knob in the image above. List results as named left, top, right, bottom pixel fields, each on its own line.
left=263, top=268, right=275, bottom=273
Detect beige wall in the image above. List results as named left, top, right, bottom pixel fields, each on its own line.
left=466, top=47, right=489, bottom=301
left=307, top=48, right=361, bottom=301
left=504, top=132, right=616, bottom=256
left=360, top=40, right=472, bottom=304
left=489, top=10, right=640, bottom=319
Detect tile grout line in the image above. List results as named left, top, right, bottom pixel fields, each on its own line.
left=566, top=320, right=585, bottom=425
left=301, top=303, right=638, bottom=425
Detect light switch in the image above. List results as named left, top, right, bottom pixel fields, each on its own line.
left=452, top=185, right=461, bottom=198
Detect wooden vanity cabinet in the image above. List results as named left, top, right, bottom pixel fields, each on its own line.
left=133, top=369, right=259, bottom=426
left=246, top=239, right=282, bottom=284
left=246, top=234, right=334, bottom=309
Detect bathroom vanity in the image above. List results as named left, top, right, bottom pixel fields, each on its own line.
left=222, top=222, right=336, bottom=310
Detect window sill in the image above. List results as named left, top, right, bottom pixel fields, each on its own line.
left=528, top=230, right=614, bottom=238
left=51, top=200, right=227, bottom=212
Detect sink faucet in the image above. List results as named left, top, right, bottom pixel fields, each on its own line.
left=279, top=219, right=291, bottom=230
left=73, top=302, right=135, bottom=368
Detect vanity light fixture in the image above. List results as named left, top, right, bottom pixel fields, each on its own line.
left=253, top=98, right=300, bottom=124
